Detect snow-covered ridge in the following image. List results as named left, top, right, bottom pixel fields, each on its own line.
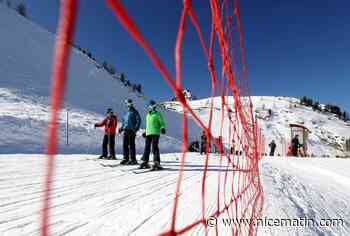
left=0, top=4, right=200, bottom=153
left=253, top=96, right=350, bottom=157
left=163, top=96, right=350, bottom=157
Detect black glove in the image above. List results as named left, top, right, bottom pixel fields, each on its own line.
left=94, top=124, right=97, bottom=128
left=118, top=128, right=123, bottom=134
left=142, top=132, right=146, bottom=138
left=161, top=128, right=166, bottom=134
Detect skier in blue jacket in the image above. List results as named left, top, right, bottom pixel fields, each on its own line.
left=119, top=99, right=141, bottom=165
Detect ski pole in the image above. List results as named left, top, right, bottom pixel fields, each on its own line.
left=108, top=132, right=111, bottom=157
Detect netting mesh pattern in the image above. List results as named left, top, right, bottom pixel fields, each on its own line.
left=41, top=0, right=264, bottom=235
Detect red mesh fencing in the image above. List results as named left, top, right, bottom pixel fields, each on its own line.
left=41, top=0, right=264, bottom=235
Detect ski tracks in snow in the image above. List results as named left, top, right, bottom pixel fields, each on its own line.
left=0, top=154, right=220, bottom=236
left=2, top=154, right=349, bottom=235
left=260, top=157, right=350, bottom=236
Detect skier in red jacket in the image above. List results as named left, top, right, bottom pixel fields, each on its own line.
left=94, top=108, right=118, bottom=159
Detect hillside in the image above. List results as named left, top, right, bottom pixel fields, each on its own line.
left=163, top=96, right=350, bottom=157
left=253, top=96, right=350, bottom=157
left=0, top=4, right=199, bottom=154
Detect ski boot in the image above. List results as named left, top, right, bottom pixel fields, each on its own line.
left=151, top=161, right=163, bottom=171
left=120, top=159, right=129, bottom=165
left=98, top=155, right=107, bottom=159
left=139, top=162, right=151, bottom=169
left=127, top=159, right=138, bottom=165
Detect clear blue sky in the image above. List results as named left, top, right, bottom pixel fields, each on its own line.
left=25, top=0, right=350, bottom=111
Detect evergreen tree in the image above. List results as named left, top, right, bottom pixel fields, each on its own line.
left=306, top=98, right=313, bottom=106
left=131, top=84, right=137, bottom=92
left=312, top=101, right=320, bottom=111
left=324, top=104, right=332, bottom=113
left=120, top=73, right=125, bottom=82
left=136, top=84, right=142, bottom=93
left=17, top=3, right=27, bottom=17
left=342, top=111, right=347, bottom=121
left=108, top=64, right=116, bottom=75
left=300, top=96, right=307, bottom=105
left=331, top=105, right=341, bottom=116
left=102, top=61, right=108, bottom=70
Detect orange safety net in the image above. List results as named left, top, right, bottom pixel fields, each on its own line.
left=41, top=0, right=264, bottom=235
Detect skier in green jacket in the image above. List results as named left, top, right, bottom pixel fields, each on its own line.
left=139, top=100, right=166, bottom=170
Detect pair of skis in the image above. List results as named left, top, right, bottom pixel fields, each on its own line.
left=99, top=162, right=167, bottom=174
left=85, top=157, right=120, bottom=162
left=131, top=165, right=166, bottom=174
left=99, top=163, right=121, bottom=168
left=89, top=156, right=168, bottom=173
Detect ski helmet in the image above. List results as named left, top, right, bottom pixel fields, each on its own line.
left=148, top=100, right=157, bottom=110
left=125, top=99, right=133, bottom=107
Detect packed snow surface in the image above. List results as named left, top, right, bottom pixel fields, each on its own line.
left=259, top=157, right=350, bottom=236
left=0, top=154, right=349, bottom=236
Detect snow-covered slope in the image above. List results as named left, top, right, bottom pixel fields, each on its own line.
left=0, top=88, right=181, bottom=154
left=252, top=96, right=350, bottom=157
left=0, top=154, right=349, bottom=236
left=259, top=157, right=350, bottom=236
left=0, top=4, right=199, bottom=153
left=164, top=96, right=350, bottom=157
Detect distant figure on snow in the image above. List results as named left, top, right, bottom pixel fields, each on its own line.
left=291, top=135, right=302, bottom=156
left=188, top=141, right=200, bottom=152
left=215, top=136, right=223, bottom=154
left=269, top=140, right=276, bottom=156
left=94, top=108, right=118, bottom=160
left=139, top=100, right=166, bottom=170
left=200, top=131, right=208, bottom=155
left=119, top=99, right=141, bottom=165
